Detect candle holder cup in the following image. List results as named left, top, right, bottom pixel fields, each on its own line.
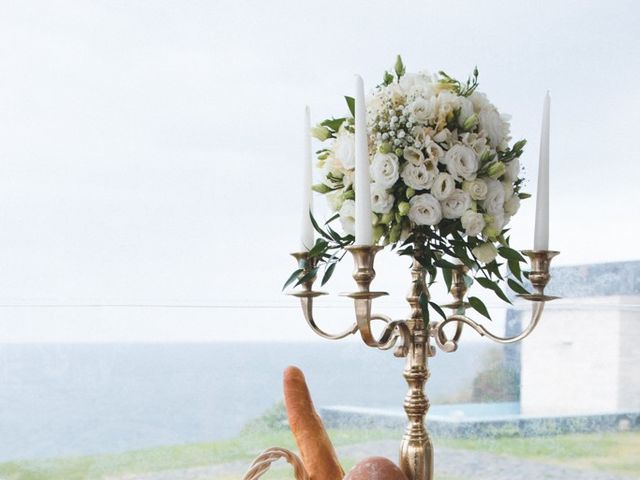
left=287, top=246, right=559, bottom=480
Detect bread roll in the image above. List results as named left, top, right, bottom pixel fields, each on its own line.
left=344, top=456, right=408, bottom=480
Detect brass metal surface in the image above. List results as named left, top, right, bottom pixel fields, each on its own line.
left=288, top=247, right=560, bottom=480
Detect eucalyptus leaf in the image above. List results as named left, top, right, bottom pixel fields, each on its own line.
left=282, top=268, right=303, bottom=290
left=443, top=267, right=453, bottom=293
left=498, top=246, right=526, bottom=263
left=476, top=277, right=512, bottom=304
left=429, top=301, right=447, bottom=320
left=469, top=296, right=491, bottom=320
left=419, top=292, right=430, bottom=324
left=508, top=258, right=522, bottom=281
left=345, top=96, right=355, bottom=117
left=508, top=278, right=530, bottom=295
left=321, top=262, right=338, bottom=286
left=295, top=267, right=319, bottom=287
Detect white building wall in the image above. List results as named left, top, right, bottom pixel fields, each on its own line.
left=520, top=297, right=626, bottom=416
left=618, top=307, right=640, bottom=411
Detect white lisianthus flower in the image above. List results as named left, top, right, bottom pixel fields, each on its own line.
left=333, top=132, right=355, bottom=170
left=326, top=191, right=344, bottom=212
left=403, top=146, right=425, bottom=166
left=504, top=195, right=521, bottom=216
left=472, top=242, right=498, bottom=264
left=431, top=172, right=456, bottom=200
left=409, top=98, right=436, bottom=124
left=462, top=178, right=488, bottom=201
left=461, top=210, right=485, bottom=237
left=502, top=181, right=514, bottom=198
left=370, top=152, right=400, bottom=188
left=411, top=126, right=428, bottom=147
left=370, top=183, right=395, bottom=214
left=441, top=189, right=472, bottom=219
left=424, top=140, right=444, bottom=162
left=388, top=84, right=405, bottom=106
left=321, top=156, right=345, bottom=188
left=339, top=199, right=356, bottom=235
left=343, top=170, right=354, bottom=189
left=504, top=158, right=520, bottom=181
left=435, top=91, right=460, bottom=128
left=444, top=144, right=478, bottom=181
left=481, top=179, right=506, bottom=215
left=461, top=132, right=490, bottom=158
left=458, top=97, right=475, bottom=127
left=401, top=163, right=436, bottom=191
left=487, top=211, right=505, bottom=232
left=408, top=193, right=442, bottom=226
left=469, top=91, right=491, bottom=112
left=478, top=104, right=511, bottom=150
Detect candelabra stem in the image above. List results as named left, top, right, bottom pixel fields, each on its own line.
left=399, top=257, right=433, bottom=480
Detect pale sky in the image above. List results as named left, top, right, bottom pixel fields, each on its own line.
left=0, top=0, right=638, bottom=342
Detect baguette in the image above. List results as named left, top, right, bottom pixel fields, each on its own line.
left=283, top=366, right=344, bottom=480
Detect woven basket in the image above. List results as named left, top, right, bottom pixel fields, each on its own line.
left=242, top=447, right=310, bottom=480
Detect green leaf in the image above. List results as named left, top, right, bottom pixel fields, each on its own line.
left=508, top=258, right=522, bottom=281
left=443, top=267, right=453, bottom=293
left=433, top=257, right=459, bottom=269
left=321, top=262, right=338, bottom=286
left=469, top=296, right=491, bottom=320
left=508, top=278, right=530, bottom=295
left=419, top=292, right=430, bottom=324
left=429, top=301, right=447, bottom=320
left=498, top=246, right=526, bottom=263
left=308, top=238, right=328, bottom=258
left=476, top=277, right=512, bottom=304
left=345, top=96, right=355, bottom=117
left=309, top=212, right=332, bottom=241
left=383, top=70, right=394, bottom=86
left=320, top=117, right=346, bottom=132
left=518, top=192, right=532, bottom=199
left=295, top=267, right=319, bottom=287
left=282, top=268, right=303, bottom=290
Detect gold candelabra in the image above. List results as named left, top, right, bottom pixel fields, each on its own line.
left=289, top=246, right=559, bottom=480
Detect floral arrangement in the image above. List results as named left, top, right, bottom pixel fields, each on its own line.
left=288, top=57, right=531, bottom=319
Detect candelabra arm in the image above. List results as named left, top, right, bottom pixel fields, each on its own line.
left=434, top=302, right=545, bottom=352
left=289, top=252, right=358, bottom=341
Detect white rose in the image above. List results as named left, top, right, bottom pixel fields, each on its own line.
left=370, top=152, right=400, bottom=188
left=478, top=104, right=511, bottom=150
left=408, top=193, right=442, bottom=226
left=461, top=210, right=485, bottom=237
left=339, top=199, right=356, bottom=235
left=504, top=158, right=520, bottom=181
left=441, top=189, right=472, bottom=219
left=472, top=242, right=498, bottom=264
left=403, top=146, right=425, bottom=166
left=504, top=195, right=521, bottom=216
left=333, top=132, right=355, bottom=170
left=370, top=183, right=395, bottom=214
left=400, top=72, right=434, bottom=100
left=481, top=179, right=505, bottom=215
left=462, top=178, right=488, bottom=201
left=409, top=98, right=436, bottom=124
left=444, top=144, right=478, bottom=181
left=431, top=172, right=456, bottom=200
left=401, top=163, right=436, bottom=191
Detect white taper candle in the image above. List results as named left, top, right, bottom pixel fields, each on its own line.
left=534, top=92, right=550, bottom=250
left=354, top=75, right=372, bottom=245
left=300, top=105, right=314, bottom=251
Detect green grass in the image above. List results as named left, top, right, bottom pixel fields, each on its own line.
left=441, top=431, right=640, bottom=477
left=0, top=429, right=396, bottom=480
left=1, top=430, right=638, bottom=479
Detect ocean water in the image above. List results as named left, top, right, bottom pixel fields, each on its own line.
left=0, top=341, right=491, bottom=462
